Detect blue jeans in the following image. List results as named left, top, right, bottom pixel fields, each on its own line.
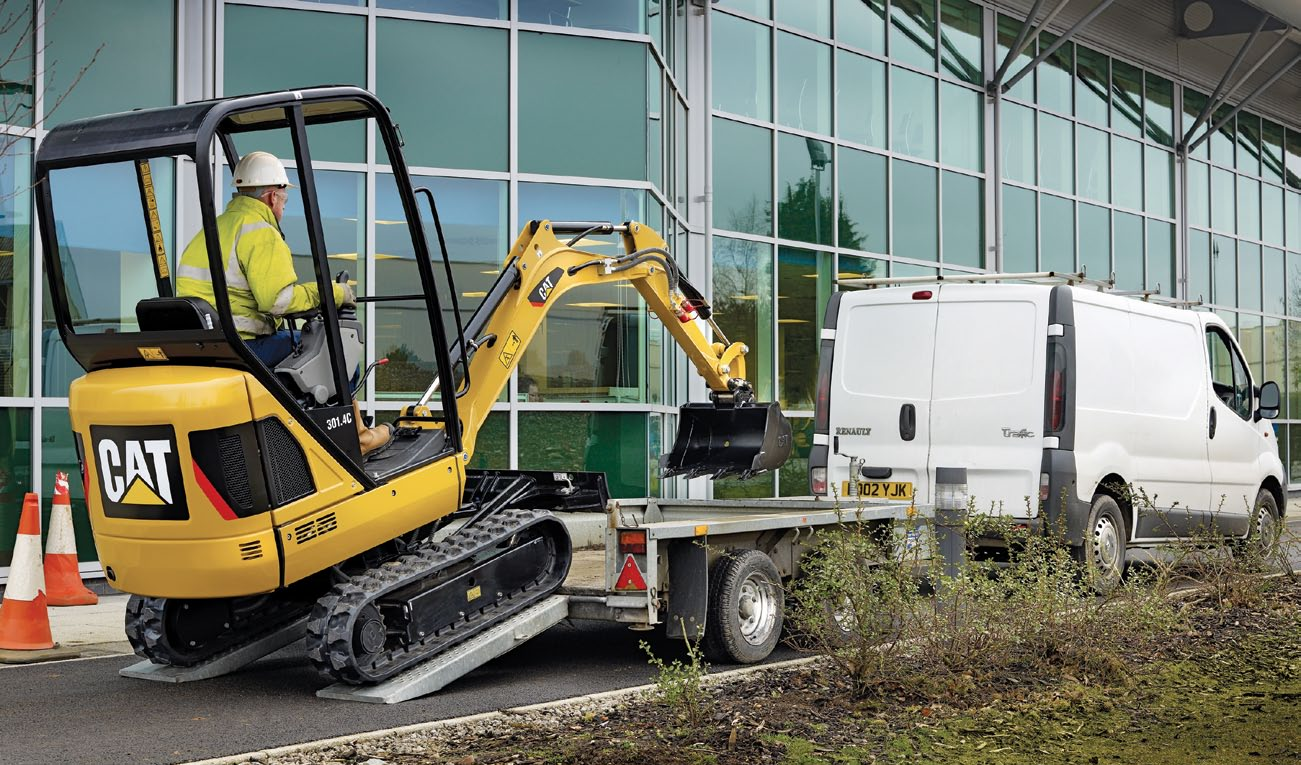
left=247, top=330, right=361, bottom=388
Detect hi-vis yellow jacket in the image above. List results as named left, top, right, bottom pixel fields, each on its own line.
left=176, top=194, right=344, bottom=339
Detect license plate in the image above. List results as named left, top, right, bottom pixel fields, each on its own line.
left=841, top=481, right=913, bottom=500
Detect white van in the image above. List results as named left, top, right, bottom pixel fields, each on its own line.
left=808, top=282, right=1285, bottom=583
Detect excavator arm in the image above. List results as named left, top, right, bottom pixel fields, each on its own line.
left=404, top=220, right=791, bottom=480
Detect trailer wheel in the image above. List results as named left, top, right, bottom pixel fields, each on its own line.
left=704, top=550, right=783, bottom=664
left=1073, top=494, right=1127, bottom=593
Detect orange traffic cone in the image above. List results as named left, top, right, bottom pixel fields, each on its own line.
left=0, top=493, right=55, bottom=650
left=44, top=472, right=97, bottom=606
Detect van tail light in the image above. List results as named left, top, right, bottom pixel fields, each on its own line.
left=1049, top=344, right=1067, bottom=433
left=618, top=529, right=647, bottom=555
left=810, top=292, right=844, bottom=497
left=813, top=338, right=833, bottom=433
left=810, top=467, right=827, bottom=495
left=1039, top=472, right=1050, bottom=503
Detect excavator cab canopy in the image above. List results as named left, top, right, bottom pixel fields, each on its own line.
left=35, top=86, right=461, bottom=484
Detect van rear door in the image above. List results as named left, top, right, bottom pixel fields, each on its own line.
left=829, top=289, right=937, bottom=505
left=927, top=285, right=1047, bottom=516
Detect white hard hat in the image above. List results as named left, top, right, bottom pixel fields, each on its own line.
left=232, top=151, right=294, bottom=189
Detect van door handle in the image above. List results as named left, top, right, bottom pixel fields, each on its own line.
left=860, top=466, right=893, bottom=479
left=900, top=403, right=916, bottom=441
left=1209, top=408, right=1217, bottom=439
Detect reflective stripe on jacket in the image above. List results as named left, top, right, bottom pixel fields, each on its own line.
left=176, top=194, right=343, bottom=339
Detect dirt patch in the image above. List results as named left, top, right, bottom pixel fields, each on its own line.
left=263, top=577, right=1301, bottom=765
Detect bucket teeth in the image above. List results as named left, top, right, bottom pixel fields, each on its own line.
left=661, top=402, right=793, bottom=480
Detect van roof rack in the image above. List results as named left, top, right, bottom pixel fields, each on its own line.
left=837, top=270, right=1116, bottom=290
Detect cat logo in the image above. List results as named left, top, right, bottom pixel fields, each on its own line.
left=89, top=425, right=189, bottom=520
left=527, top=267, right=565, bottom=307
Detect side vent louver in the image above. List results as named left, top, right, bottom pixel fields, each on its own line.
left=238, top=540, right=263, bottom=561
left=293, top=512, right=338, bottom=545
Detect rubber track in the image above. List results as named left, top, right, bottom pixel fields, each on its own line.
left=305, top=508, right=569, bottom=685
left=124, top=594, right=309, bottom=667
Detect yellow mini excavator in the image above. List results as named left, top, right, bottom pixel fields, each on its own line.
left=35, top=87, right=790, bottom=684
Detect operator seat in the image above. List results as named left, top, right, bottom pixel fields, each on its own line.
left=136, top=296, right=221, bottom=332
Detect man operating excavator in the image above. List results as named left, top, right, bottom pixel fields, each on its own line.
left=176, top=150, right=392, bottom=455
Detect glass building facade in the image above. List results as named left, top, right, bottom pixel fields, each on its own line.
left=0, top=0, right=1298, bottom=578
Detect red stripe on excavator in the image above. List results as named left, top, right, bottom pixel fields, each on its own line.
left=192, top=460, right=237, bottom=521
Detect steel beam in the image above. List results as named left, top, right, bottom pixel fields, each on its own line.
left=1002, top=0, right=1118, bottom=93
left=989, top=0, right=1054, bottom=89
left=1187, top=51, right=1301, bottom=154
left=1181, top=13, right=1270, bottom=150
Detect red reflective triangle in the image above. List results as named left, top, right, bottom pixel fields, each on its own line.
left=614, top=554, right=647, bottom=591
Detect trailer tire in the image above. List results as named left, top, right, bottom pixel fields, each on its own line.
left=704, top=550, right=783, bottom=664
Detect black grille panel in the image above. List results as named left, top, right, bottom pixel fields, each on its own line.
left=293, top=512, right=337, bottom=544
left=218, top=434, right=253, bottom=511
left=259, top=418, right=315, bottom=506
left=238, top=540, right=263, bottom=561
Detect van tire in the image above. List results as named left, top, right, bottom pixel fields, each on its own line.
left=1073, top=494, right=1127, bottom=593
left=704, top=550, right=783, bottom=664
left=1247, top=489, right=1280, bottom=557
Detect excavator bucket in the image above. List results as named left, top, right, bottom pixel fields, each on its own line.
left=662, top=402, right=793, bottom=480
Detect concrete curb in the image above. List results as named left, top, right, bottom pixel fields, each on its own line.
left=178, top=656, right=821, bottom=765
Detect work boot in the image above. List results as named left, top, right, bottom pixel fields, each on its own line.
left=353, top=399, right=393, bottom=457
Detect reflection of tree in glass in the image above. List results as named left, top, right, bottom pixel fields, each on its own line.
left=777, top=177, right=867, bottom=251
left=376, top=343, right=434, bottom=393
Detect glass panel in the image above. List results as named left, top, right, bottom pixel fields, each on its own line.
left=941, top=171, right=981, bottom=267
left=995, top=15, right=1033, bottom=102
left=838, top=253, right=884, bottom=283
left=519, top=33, right=647, bottom=180
left=378, top=0, right=505, bottom=17
left=777, top=247, right=830, bottom=409
left=466, top=411, right=508, bottom=469
left=719, top=0, right=769, bottom=17
left=838, top=147, right=888, bottom=254
left=1290, top=253, right=1301, bottom=315
left=836, top=50, right=886, bottom=148
left=1001, top=101, right=1035, bottom=184
left=519, top=412, right=648, bottom=498
left=1143, top=72, right=1173, bottom=147
left=713, top=12, right=771, bottom=121
left=778, top=133, right=833, bottom=246
left=1238, top=242, right=1261, bottom=311
left=1111, top=136, right=1142, bottom=211
left=1037, top=31, right=1072, bottom=115
left=1113, top=211, right=1143, bottom=291
left=1040, top=194, right=1074, bottom=272
left=1239, top=314, right=1263, bottom=385
left=1187, top=159, right=1209, bottom=229
left=1109, top=59, right=1142, bottom=137
left=1288, top=129, right=1301, bottom=190
left=1289, top=191, right=1300, bottom=251
left=893, top=261, right=937, bottom=277
left=225, top=6, right=364, bottom=163
left=377, top=20, right=507, bottom=172
left=0, top=142, right=29, bottom=397
left=1264, top=247, right=1284, bottom=315
left=1290, top=323, right=1301, bottom=420
left=1262, top=120, right=1285, bottom=186
left=779, top=417, right=814, bottom=496
left=777, top=32, right=831, bottom=135
left=713, top=236, right=773, bottom=400
left=1077, top=125, right=1108, bottom=203
left=940, top=82, right=981, bottom=172
left=1146, top=219, right=1173, bottom=295
left=374, top=174, right=505, bottom=397
left=1212, top=166, right=1236, bottom=235
left=776, top=0, right=830, bottom=37
left=1211, top=105, right=1236, bottom=169
left=891, top=67, right=936, bottom=161
left=1237, top=113, right=1261, bottom=177
left=938, top=0, right=981, bottom=85
left=1292, top=420, right=1301, bottom=482
left=1144, top=146, right=1172, bottom=219
left=1079, top=203, right=1109, bottom=282
left=46, top=0, right=174, bottom=125
left=1264, top=316, right=1283, bottom=400
left=1212, top=234, right=1236, bottom=307
left=1188, top=229, right=1210, bottom=304
left=1074, top=45, right=1108, bottom=127
left=40, top=409, right=95, bottom=563
left=836, top=0, right=885, bottom=53
left=1238, top=176, right=1261, bottom=242
left=0, top=408, right=32, bottom=568
left=1003, top=185, right=1036, bottom=272
left=892, top=160, right=937, bottom=262
left=1038, top=112, right=1073, bottom=195
left=715, top=471, right=776, bottom=499
left=520, top=0, right=645, bottom=32
left=1182, top=89, right=1209, bottom=161
left=516, top=183, right=646, bottom=403
left=0, top=1, right=33, bottom=127
left=713, top=118, right=772, bottom=235
left=1263, top=183, right=1284, bottom=247
left=890, top=0, right=937, bottom=71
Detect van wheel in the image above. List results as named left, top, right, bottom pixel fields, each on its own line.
left=704, top=550, right=783, bottom=664
left=1073, top=494, right=1127, bottom=593
left=1246, top=489, right=1280, bottom=558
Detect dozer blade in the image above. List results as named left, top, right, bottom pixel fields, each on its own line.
left=661, top=402, right=793, bottom=480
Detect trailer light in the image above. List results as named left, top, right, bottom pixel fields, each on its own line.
left=618, top=530, right=647, bottom=555
left=810, top=467, right=827, bottom=495
left=912, top=290, right=933, bottom=300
